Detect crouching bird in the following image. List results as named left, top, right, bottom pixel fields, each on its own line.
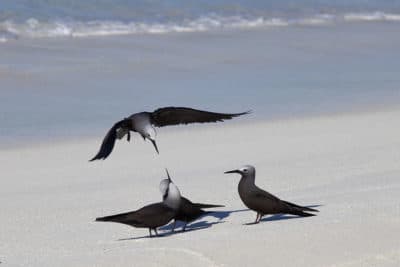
left=95, top=177, right=181, bottom=237
left=224, top=165, right=318, bottom=224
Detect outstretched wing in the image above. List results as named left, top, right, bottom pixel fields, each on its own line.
left=150, top=107, right=251, bottom=127
left=89, top=120, right=126, bottom=161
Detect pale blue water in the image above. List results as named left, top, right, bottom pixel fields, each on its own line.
left=0, top=2, right=400, bottom=147
left=1, top=0, right=400, bottom=41
left=2, top=0, right=400, bottom=21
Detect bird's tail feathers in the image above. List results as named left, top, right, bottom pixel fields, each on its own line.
left=95, top=211, right=135, bottom=224
left=95, top=214, right=124, bottom=223
left=289, top=210, right=316, bottom=217
left=283, top=200, right=319, bottom=212
left=193, top=203, right=225, bottom=209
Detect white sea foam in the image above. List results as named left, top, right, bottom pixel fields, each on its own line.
left=0, top=12, right=399, bottom=42
left=295, top=14, right=335, bottom=26
left=344, top=11, right=400, bottom=22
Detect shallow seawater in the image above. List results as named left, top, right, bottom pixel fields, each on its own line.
left=1, top=0, right=400, bottom=40
left=0, top=21, right=400, bottom=147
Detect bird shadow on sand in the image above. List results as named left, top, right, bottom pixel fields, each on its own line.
left=117, top=209, right=249, bottom=241
left=208, top=208, right=250, bottom=221
left=244, top=204, right=323, bottom=225
left=158, top=208, right=249, bottom=232
left=118, top=221, right=223, bottom=241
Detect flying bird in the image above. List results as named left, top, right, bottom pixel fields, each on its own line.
left=160, top=169, right=224, bottom=232
left=95, top=176, right=181, bottom=237
left=224, top=165, right=318, bottom=224
left=90, top=107, right=250, bottom=161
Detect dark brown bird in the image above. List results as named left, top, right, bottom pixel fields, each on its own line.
left=224, top=165, right=318, bottom=224
left=90, top=107, right=251, bottom=161
left=174, top=197, right=224, bottom=231
left=95, top=177, right=181, bottom=237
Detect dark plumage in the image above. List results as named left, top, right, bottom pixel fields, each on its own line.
left=90, top=107, right=250, bottom=161
left=173, top=197, right=224, bottom=231
left=96, top=176, right=181, bottom=237
left=150, top=107, right=249, bottom=127
left=90, top=119, right=131, bottom=161
left=96, top=203, right=176, bottom=237
left=225, top=165, right=318, bottom=223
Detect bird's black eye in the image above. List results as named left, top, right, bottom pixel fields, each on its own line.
left=243, top=169, right=248, bottom=172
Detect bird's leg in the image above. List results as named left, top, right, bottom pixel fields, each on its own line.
left=127, top=131, right=131, bottom=142
left=254, top=213, right=258, bottom=223
left=149, top=228, right=152, bottom=237
left=182, top=223, right=187, bottom=232
left=171, top=220, right=176, bottom=233
left=154, top=228, right=159, bottom=236
left=257, top=214, right=263, bottom=223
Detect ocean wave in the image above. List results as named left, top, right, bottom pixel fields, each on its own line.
left=0, top=12, right=399, bottom=42
left=0, top=16, right=287, bottom=41
left=344, top=11, right=400, bottom=22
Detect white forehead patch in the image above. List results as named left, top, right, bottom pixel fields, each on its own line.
left=240, top=166, right=249, bottom=172
left=240, top=165, right=255, bottom=173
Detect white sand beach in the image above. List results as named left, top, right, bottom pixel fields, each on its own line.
left=2, top=2, right=400, bottom=264
left=1, top=108, right=399, bottom=267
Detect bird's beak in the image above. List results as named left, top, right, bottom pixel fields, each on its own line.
left=150, top=138, right=159, bottom=154
left=165, top=168, right=172, bottom=182
left=224, top=169, right=241, bottom=174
